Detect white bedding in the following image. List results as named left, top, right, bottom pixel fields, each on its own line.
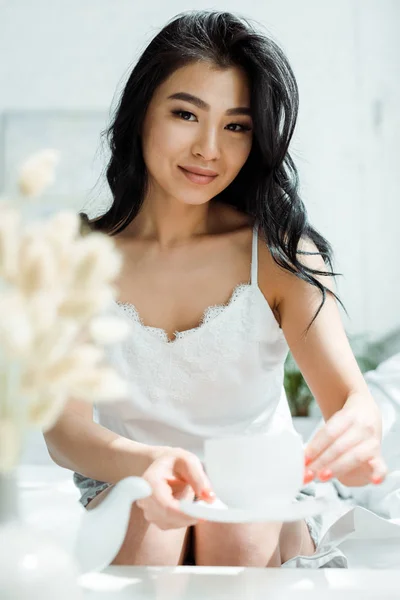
left=310, top=477, right=400, bottom=568
left=16, top=462, right=400, bottom=570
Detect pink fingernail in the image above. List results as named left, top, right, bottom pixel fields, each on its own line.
left=303, top=469, right=315, bottom=484
left=304, top=455, right=312, bottom=467
left=200, top=489, right=215, bottom=501
left=318, top=469, right=333, bottom=482
left=372, top=476, right=383, bottom=485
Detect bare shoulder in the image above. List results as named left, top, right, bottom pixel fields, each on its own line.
left=256, top=232, right=283, bottom=321
left=257, top=233, right=334, bottom=323
left=258, top=233, right=331, bottom=283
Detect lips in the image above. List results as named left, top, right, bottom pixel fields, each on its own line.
left=178, top=166, right=218, bottom=185
left=180, top=166, right=218, bottom=177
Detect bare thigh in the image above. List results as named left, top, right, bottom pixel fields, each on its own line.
left=194, top=519, right=315, bottom=567
left=86, top=485, right=190, bottom=566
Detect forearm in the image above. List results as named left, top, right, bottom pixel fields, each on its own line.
left=343, top=389, right=383, bottom=438
left=44, top=412, right=161, bottom=484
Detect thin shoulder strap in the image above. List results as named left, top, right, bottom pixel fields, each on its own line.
left=251, top=223, right=259, bottom=286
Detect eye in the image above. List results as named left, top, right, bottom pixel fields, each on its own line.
left=225, top=123, right=252, bottom=133
left=172, top=110, right=197, bottom=121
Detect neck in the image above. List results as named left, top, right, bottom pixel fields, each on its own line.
left=129, top=183, right=215, bottom=247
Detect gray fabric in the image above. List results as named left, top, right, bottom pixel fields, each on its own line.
left=282, top=483, right=348, bottom=568
left=73, top=471, right=111, bottom=508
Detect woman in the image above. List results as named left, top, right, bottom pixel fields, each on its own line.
left=45, top=10, right=386, bottom=568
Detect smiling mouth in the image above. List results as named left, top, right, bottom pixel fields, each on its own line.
left=178, top=166, right=218, bottom=185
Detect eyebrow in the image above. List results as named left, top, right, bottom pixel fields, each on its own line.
left=167, top=92, right=252, bottom=117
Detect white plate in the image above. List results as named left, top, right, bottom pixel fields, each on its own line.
left=180, top=495, right=334, bottom=523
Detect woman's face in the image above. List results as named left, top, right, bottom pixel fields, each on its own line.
left=141, top=61, right=253, bottom=206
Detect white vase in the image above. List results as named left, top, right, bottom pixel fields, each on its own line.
left=0, top=470, right=84, bottom=599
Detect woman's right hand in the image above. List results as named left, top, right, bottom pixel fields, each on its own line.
left=136, top=447, right=215, bottom=530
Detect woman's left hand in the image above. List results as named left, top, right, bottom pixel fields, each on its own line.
left=303, top=393, right=388, bottom=487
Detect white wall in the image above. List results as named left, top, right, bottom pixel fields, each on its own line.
left=1, top=0, right=399, bottom=337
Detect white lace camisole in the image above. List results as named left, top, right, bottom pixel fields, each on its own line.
left=97, top=226, right=297, bottom=460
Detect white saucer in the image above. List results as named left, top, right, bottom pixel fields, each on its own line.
left=180, top=495, right=334, bottom=523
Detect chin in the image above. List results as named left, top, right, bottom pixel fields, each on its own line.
left=179, top=196, right=213, bottom=207
left=169, top=187, right=214, bottom=207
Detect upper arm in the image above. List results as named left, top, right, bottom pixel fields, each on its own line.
left=63, top=398, right=93, bottom=421
left=43, top=398, right=93, bottom=465
left=261, top=238, right=370, bottom=421
left=44, top=397, right=93, bottom=435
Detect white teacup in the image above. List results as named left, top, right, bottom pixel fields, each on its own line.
left=204, top=431, right=304, bottom=509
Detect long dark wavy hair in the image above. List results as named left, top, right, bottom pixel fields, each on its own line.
left=80, top=10, right=342, bottom=327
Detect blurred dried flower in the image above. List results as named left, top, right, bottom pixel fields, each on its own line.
left=18, top=149, right=60, bottom=197
left=0, top=150, right=131, bottom=472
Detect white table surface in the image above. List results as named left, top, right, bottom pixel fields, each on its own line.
left=79, top=566, right=400, bottom=599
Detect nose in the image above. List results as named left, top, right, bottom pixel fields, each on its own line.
left=192, top=127, right=221, bottom=161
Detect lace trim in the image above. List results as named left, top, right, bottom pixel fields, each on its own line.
left=116, top=282, right=251, bottom=344
left=105, top=283, right=287, bottom=406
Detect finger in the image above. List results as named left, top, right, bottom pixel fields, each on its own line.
left=305, top=409, right=354, bottom=464
left=166, top=476, right=191, bottom=498
left=137, top=491, right=200, bottom=529
left=166, top=476, right=186, bottom=484
left=149, top=476, right=179, bottom=508
left=142, top=472, right=201, bottom=523
left=175, top=454, right=213, bottom=498
left=317, top=438, right=379, bottom=480
left=368, top=457, right=388, bottom=485
left=169, top=471, right=215, bottom=503
left=307, top=426, right=362, bottom=475
left=198, top=489, right=216, bottom=503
